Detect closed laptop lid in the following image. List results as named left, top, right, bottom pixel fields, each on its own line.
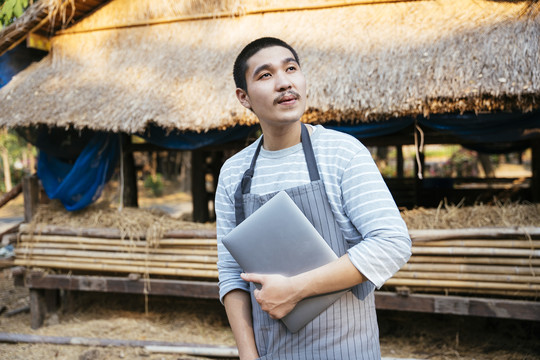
left=222, top=191, right=347, bottom=332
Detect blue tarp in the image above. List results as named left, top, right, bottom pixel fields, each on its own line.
left=0, top=43, right=46, bottom=89
left=37, top=133, right=119, bottom=211
left=139, top=124, right=256, bottom=150
left=32, top=111, right=539, bottom=211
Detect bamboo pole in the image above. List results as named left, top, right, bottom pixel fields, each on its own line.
left=0, top=332, right=238, bottom=358
left=416, top=240, right=540, bottom=248
left=19, top=234, right=217, bottom=247
left=16, top=243, right=217, bottom=256
left=15, top=248, right=217, bottom=263
left=409, top=227, right=540, bottom=241
left=23, top=256, right=218, bottom=271
left=401, top=263, right=539, bottom=275
left=412, top=246, right=539, bottom=257
left=393, top=271, right=540, bottom=283
left=18, top=224, right=217, bottom=240
left=384, top=278, right=540, bottom=291
left=13, top=259, right=219, bottom=278
left=407, top=256, right=540, bottom=266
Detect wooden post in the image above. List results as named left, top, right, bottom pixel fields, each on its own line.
left=532, top=142, right=540, bottom=203
left=121, top=135, right=138, bottom=208
left=396, top=145, right=404, bottom=178
left=191, top=149, right=209, bottom=223
left=29, top=289, right=46, bottom=329
left=22, top=175, right=39, bottom=223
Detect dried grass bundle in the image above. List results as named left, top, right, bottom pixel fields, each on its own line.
left=28, top=200, right=214, bottom=243
left=401, top=199, right=540, bottom=230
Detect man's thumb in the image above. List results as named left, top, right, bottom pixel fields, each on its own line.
left=241, top=272, right=262, bottom=283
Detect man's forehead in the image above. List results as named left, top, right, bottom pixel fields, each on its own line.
left=246, top=46, right=297, bottom=71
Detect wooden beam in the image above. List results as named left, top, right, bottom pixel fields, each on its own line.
left=375, top=291, right=540, bottom=321
left=24, top=273, right=219, bottom=299
left=16, top=271, right=540, bottom=322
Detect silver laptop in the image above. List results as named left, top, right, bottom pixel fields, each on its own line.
left=222, top=191, right=348, bottom=333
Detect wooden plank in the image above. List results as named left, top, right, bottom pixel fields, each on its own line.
left=374, top=291, right=540, bottom=321
left=20, top=272, right=540, bottom=320
left=24, top=273, right=219, bottom=299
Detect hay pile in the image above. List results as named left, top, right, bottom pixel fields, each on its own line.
left=401, top=200, right=540, bottom=230
left=28, top=200, right=214, bottom=242
left=28, top=199, right=540, bottom=233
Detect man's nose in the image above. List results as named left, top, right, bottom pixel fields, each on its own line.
left=275, top=71, right=292, bottom=91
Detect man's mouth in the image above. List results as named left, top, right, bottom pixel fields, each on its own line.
left=274, top=91, right=300, bottom=105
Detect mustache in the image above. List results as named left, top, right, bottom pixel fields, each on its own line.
left=273, top=90, right=301, bottom=105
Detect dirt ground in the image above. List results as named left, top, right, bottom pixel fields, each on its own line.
left=1, top=271, right=539, bottom=360
left=1, top=188, right=539, bottom=360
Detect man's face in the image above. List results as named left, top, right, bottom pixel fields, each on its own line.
left=236, top=46, right=307, bottom=129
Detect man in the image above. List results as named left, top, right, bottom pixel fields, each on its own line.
left=215, top=37, right=411, bottom=360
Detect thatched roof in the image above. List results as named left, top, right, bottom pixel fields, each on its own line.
left=0, top=0, right=110, bottom=56
left=0, top=0, right=538, bottom=133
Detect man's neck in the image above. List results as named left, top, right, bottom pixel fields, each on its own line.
left=260, top=122, right=302, bottom=151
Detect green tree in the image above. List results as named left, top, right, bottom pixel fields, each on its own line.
left=0, top=0, right=31, bottom=27
left=0, top=129, right=35, bottom=192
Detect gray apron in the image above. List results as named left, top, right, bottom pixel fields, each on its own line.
left=233, top=124, right=381, bottom=359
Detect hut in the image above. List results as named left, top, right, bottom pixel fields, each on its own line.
left=0, top=0, right=539, bottom=327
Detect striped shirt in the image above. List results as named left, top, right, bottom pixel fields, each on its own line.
left=216, top=125, right=411, bottom=302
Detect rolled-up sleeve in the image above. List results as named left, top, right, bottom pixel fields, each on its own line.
left=341, top=149, right=412, bottom=288
left=215, top=169, right=250, bottom=303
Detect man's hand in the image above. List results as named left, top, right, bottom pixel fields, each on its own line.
left=241, top=273, right=303, bottom=319
left=242, top=255, right=366, bottom=321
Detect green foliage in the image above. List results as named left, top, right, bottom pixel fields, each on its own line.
left=143, top=173, right=164, bottom=197
left=0, top=0, right=30, bottom=27
left=0, top=129, right=35, bottom=192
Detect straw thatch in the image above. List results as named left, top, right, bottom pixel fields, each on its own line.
left=0, top=0, right=110, bottom=56
left=0, top=0, right=538, bottom=133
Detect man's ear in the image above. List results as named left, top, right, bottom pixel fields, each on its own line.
left=236, top=88, right=252, bottom=110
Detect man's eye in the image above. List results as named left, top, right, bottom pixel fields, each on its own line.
left=287, top=66, right=297, bottom=71
left=258, top=73, right=271, bottom=79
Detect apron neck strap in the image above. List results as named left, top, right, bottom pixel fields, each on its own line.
left=234, top=123, right=320, bottom=225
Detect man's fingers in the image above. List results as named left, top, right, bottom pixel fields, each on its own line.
left=241, top=272, right=263, bottom=284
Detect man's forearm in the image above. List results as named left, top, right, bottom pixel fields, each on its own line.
left=294, top=254, right=366, bottom=299
left=223, top=289, right=259, bottom=360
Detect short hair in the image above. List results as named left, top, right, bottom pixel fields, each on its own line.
left=233, top=37, right=300, bottom=92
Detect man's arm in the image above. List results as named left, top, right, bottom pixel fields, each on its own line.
left=241, top=254, right=364, bottom=320
left=223, top=290, right=259, bottom=360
